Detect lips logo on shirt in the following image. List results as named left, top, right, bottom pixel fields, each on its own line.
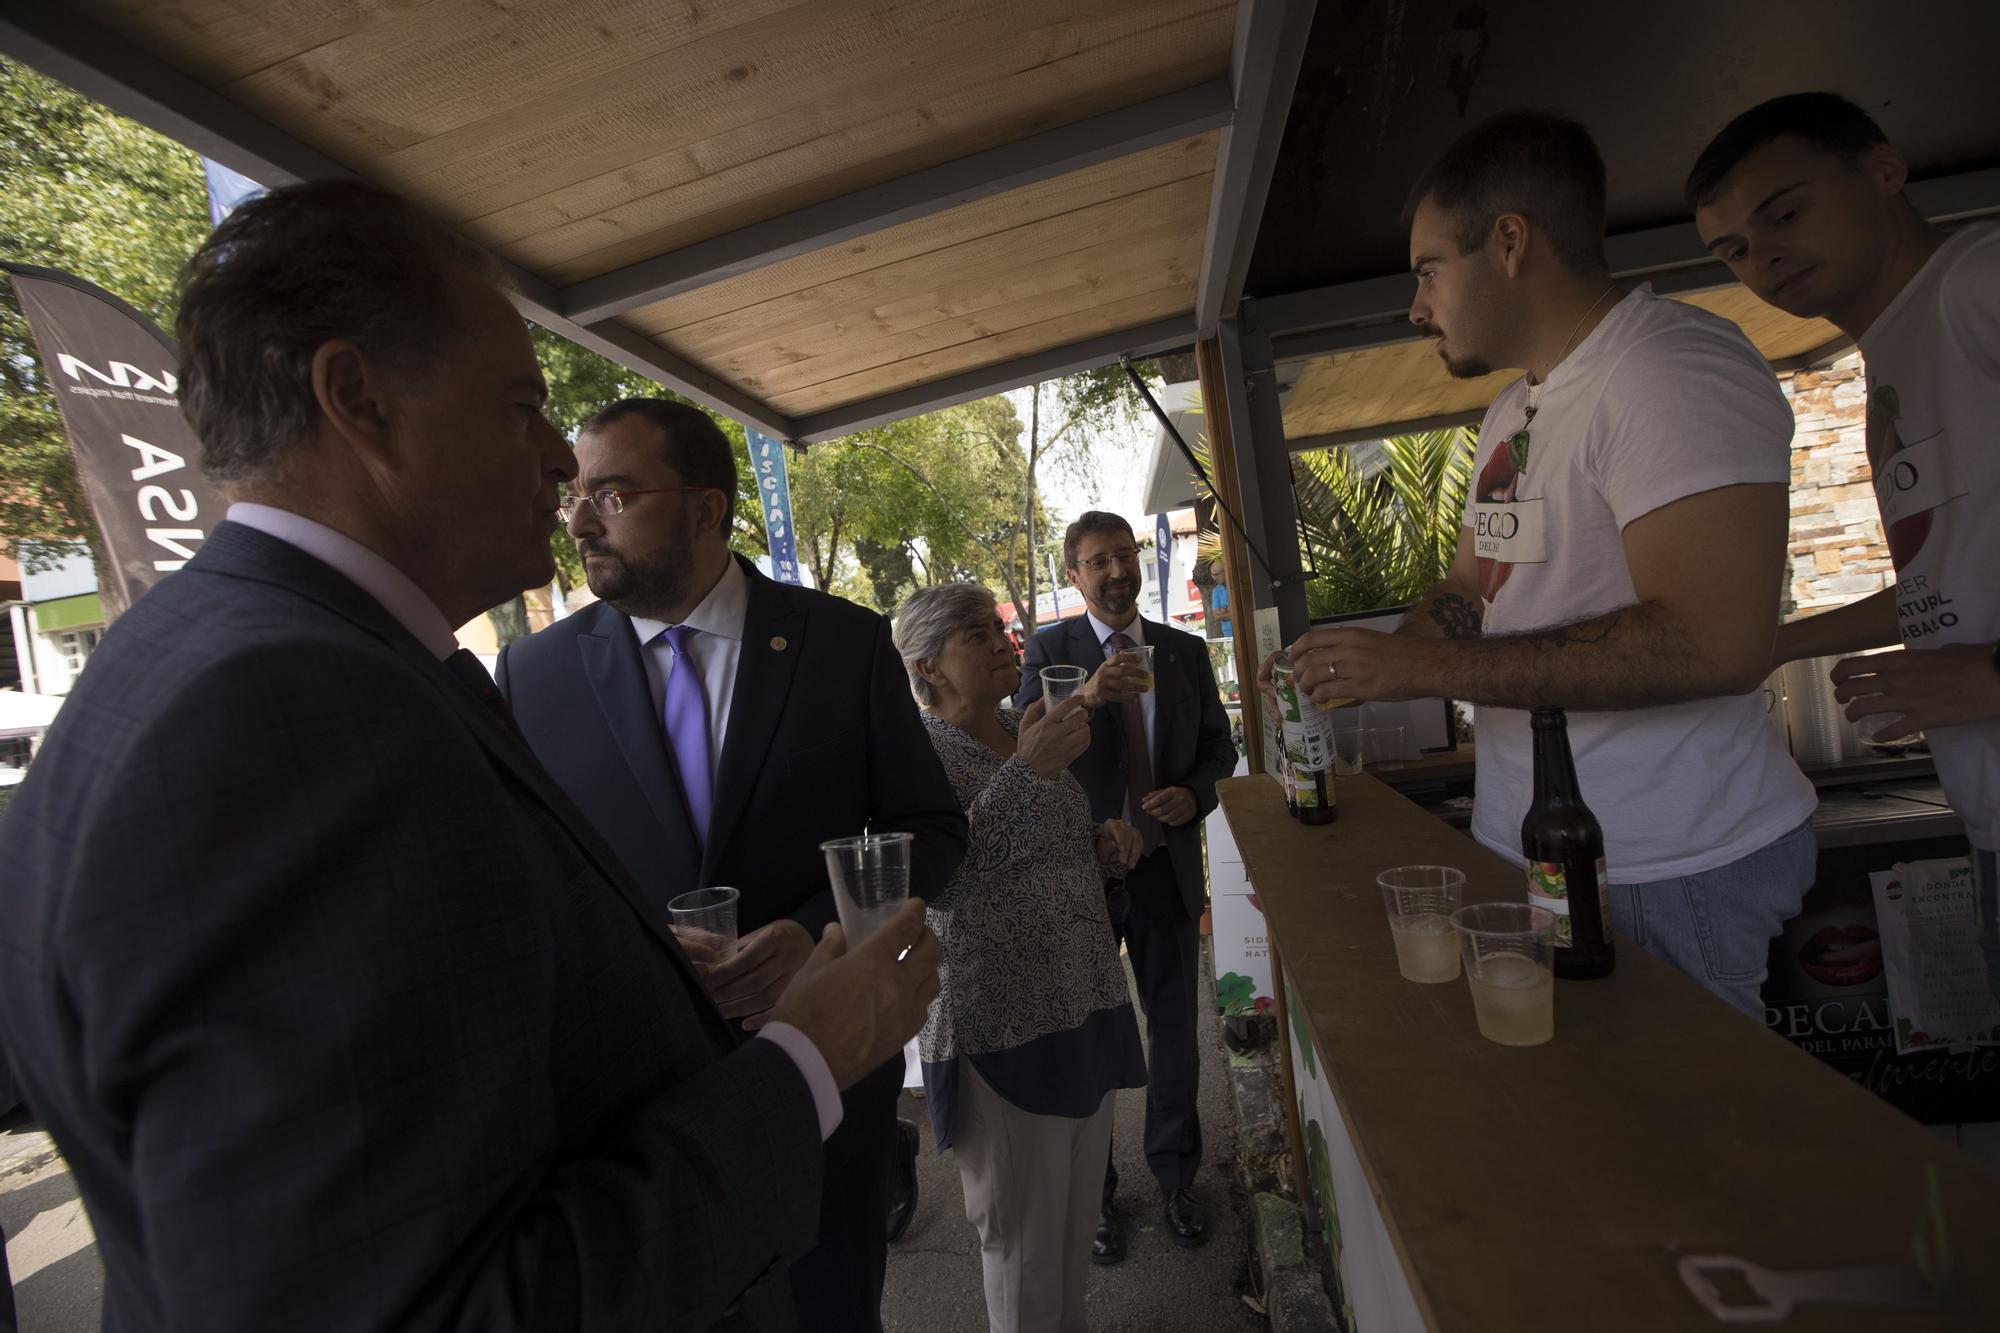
left=1866, top=385, right=1930, bottom=566
left=1474, top=428, right=1531, bottom=600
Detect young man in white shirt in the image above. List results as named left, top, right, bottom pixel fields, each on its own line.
left=1283, top=112, right=1818, bottom=1016
left=1688, top=92, right=2000, bottom=1001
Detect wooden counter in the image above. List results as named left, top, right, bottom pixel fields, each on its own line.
left=1219, top=773, right=2000, bottom=1332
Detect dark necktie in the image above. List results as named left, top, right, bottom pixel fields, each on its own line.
left=443, top=648, right=521, bottom=738
left=1106, top=630, right=1161, bottom=854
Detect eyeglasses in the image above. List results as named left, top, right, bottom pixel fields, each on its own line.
left=558, top=485, right=709, bottom=522
left=1072, top=545, right=1142, bottom=574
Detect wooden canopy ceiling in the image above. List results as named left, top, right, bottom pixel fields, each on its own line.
left=1281, top=285, right=1846, bottom=447
left=9, top=0, right=1302, bottom=442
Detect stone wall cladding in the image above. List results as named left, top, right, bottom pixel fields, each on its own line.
left=1782, top=350, right=1893, bottom=617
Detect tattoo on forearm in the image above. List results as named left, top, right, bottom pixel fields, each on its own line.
left=1428, top=593, right=1483, bottom=640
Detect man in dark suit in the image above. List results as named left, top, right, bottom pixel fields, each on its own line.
left=0, top=179, right=940, bottom=1331
left=1015, top=511, right=1238, bottom=1263
left=498, top=399, right=967, bottom=1333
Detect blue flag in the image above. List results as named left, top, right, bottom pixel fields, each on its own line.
left=747, top=429, right=803, bottom=586
left=1155, top=512, right=1173, bottom=620
left=201, top=159, right=264, bottom=227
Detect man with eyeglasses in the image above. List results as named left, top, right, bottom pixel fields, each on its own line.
left=498, top=398, right=966, bottom=1333
left=1014, top=511, right=1238, bottom=1263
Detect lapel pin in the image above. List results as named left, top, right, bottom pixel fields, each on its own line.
left=770, top=636, right=788, bottom=652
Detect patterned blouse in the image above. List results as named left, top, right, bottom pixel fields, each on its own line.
left=917, top=708, right=1145, bottom=1147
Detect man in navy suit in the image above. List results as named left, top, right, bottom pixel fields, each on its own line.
left=1015, top=511, right=1238, bottom=1262
left=0, top=179, right=940, bottom=1331
left=498, top=400, right=967, bottom=1333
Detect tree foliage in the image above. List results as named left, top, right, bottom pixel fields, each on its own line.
left=1290, top=428, right=1477, bottom=616
left=0, top=56, right=209, bottom=574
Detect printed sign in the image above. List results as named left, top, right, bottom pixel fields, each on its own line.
left=1869, top=858, right=2000, bottom=1055
left=746, top=428, right=803, bottom=585
left=4, top=263, right=224, bottom=608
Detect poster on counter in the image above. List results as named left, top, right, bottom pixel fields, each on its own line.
left=1869, top=859, right=2000, bottom=1055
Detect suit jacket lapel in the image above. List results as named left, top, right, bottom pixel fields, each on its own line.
left=578, top=612, right=699, bottom=853
left=703, top=560, right=801, bottom=878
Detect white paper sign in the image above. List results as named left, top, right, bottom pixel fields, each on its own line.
left=1470, top=499, right=1548, bottom=564
left=1868, top=858, right=2000, bottom=1054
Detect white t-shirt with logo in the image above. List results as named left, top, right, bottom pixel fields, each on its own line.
left=1460, top=285, right=1818, bottom=882
left=1858, top=224, right=2000, bottom=850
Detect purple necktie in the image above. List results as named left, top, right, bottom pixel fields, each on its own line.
left=660, top=625, right=713, bottom=845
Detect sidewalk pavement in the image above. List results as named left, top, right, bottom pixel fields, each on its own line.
left=883, top=940, right=1262, bottom=1333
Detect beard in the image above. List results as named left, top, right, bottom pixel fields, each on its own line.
left=578, top=528, right=696, bottom=617
left=1093, top=575, right=1138, bottom=616
left=1418, top=320, right=1491, bottom=379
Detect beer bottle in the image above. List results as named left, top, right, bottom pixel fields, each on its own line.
left=1522, top=707, right=1613, bottom=979
left=1273, top=653, right=1336, bottom=825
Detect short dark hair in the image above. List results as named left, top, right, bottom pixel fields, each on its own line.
left=581, top=397, right=739, bottom=504
left=1063, top=510, right=1136, bottom=569
left=1684, top=92, right=1889, bottom=210
left=176, top=177, right=508, bottom=484
left=1403, top=111, right=1609, bottom=275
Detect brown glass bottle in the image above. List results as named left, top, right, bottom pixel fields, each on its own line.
left=1521, top=707, right=1614, bottom=980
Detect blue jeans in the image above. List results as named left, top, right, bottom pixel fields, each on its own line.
left=1608, top=818, right=1817, bottom=1018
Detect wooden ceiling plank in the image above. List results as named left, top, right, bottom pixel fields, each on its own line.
left=217, top=0, right=806, bottom=160
left=695, top=216, right=1202, bottom=381
left=733, top=239, right=1199, bottom=397
left=71, top=0, right=386, bottom=86
left=477, top=14, right=1231, bottom=272
left=617, top=136, right=1215, bottom=338
left=373, top=1, right=1229, bottom=223
left=638, top=171, right=1213, bottom=354
left=761, top=283, right=1193, bottom=415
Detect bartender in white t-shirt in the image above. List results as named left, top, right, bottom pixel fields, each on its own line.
left=1276, top=112, right=1819, bottom=1018
left=1689, top=93, right=2000, bottom=1004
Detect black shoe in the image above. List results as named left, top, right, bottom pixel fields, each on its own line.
left=1163, top=1189, right=1206, bottom=1248
left=887, top=1118, right=920, bottom=1243
left=1091, top=1208, right=1126, bottom=1265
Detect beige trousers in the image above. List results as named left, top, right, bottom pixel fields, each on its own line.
left=953, top=1058, right=1117, bottom=1333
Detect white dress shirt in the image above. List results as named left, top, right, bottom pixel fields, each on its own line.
left=1086, top=610, right=1157, bottom=756
left=1087, top=610, right=1159, bottom=827
left=226, top=503, right=457, bottom=658
left=628, top=556, right=748, bottom=781
left=225, top=510, right=841, bottom=1138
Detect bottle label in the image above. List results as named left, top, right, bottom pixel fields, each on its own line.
left=1526, top=857, right=1609, bottom=948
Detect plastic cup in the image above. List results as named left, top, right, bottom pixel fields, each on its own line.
left=1331, top=727, right=1364, bottom=776
left=1378, top=866, right=1466, bottom=983
left=1041, top=664, right=1088, bottom=703
left=1450, top=903, right=1556, bottom=1046
left=820, top=831, right=913, bottom=945
left=1364, top=724, right=1408, bottom=770
left=667, top=886, right=739, bottom=967
left=1129, top=644, right=1156, bottom=693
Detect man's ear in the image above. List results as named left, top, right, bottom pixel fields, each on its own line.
left=700, top=487, right=734, bottom=540
left=1493, top=213, right=1530, bottom=278
left=1859, top=141, right=1911, bottom=199
left=311, top=340, right=396, bottom=466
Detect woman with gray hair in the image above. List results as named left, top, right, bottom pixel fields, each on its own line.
left=893, top=581, right=1146, bottom=1333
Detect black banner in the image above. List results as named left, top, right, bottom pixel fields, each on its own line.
left=4, top=262, right=222, bottom=609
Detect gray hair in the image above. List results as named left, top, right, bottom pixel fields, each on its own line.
left=175, top=178, right=509, bottom=484
left=892, top=582, right=999, bottom=707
